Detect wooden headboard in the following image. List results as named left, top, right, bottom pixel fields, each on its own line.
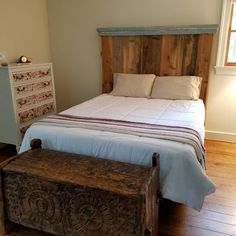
left=97, top=25, right=218, bottom=103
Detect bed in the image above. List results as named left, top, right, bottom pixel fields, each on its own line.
left=20, top=25, right=217, bottom=211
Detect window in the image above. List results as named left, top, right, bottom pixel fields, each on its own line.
left=225, top=2, right=236, bottom=65
left=215, top=0, right=236, bottom=75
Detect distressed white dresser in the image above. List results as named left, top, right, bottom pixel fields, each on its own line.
left=0, top=63, right=57, bottom=146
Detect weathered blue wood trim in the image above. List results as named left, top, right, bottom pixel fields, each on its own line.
left=97, top=25, right=218, bottom=36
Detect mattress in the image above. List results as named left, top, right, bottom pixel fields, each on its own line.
left=20, top=94, right=216, bottom=210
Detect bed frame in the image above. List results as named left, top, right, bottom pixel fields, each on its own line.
left=97, top=25, right=218, bottom=103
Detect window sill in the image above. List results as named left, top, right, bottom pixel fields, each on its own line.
left=215, top=66, right=236, bottom=75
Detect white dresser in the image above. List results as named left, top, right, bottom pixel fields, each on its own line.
left=0, top=63, right=57, bottom=146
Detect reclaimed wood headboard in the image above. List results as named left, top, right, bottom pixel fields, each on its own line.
left=97, top=25, right=218, bottom=103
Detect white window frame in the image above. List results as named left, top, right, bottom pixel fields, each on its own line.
left=215, top=0, right=236, bottom=75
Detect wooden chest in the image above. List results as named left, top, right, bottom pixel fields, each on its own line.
left=0, top=147, right=159, bottom=236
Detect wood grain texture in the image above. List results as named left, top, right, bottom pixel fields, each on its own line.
left=0, top=155, right=20, bottom=235
left=142, top=36, right=162, bottom=75
left=102, top=36, right=142, bottom=93
left=115, top=36, right=142, bottom=74
left=181, top=35, right=198, bottom=75
left=101, top=36, right=113, bottom=93
left=195, top=34, right=214, bottom=101
left=159, top=35, right=184, bottom=76
left=100, top=33, right=214, bottom=102
left=1, top=149, right=159, bottom=236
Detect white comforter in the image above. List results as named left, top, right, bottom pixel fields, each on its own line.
left=20, top=94, right=216, bottom=210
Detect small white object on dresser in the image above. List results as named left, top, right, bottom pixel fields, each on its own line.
left=0, top=63, right=57, bottom=146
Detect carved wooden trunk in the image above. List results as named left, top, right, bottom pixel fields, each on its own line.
left=1, top=148, right=159, bottom=236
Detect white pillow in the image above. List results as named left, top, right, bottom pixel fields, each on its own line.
left=150, top=76, right=202, bottom=100
left=111, top=73, right=156, bottom=98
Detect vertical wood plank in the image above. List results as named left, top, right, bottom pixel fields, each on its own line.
left=181, top=35, right=199, bottom=75
left=117, top=36, right=142, bottom=74
left=160, top=35, right=184, bottom=76
left=112, top=36, right=123, bottom=73
left=101, top=36, right=113, bottom=93
left=101, top=36, right=142, bottom=93
left=141, top=36, right=162, bottom=75
left=195, top=34, right=214, bottom=101
left=101, top=33, right=214, bottom=103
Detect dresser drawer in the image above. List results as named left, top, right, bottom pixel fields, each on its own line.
left=16, top=90, right=54, bottom=110
left=14, top=79, right=52, bottom=96
left=12, top=67, right=51, bottom=84
left=18, top=102, right=55, bottom=124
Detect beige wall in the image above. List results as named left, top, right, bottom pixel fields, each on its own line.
left=48, top=0, right=236, bottom=142
left=205, top=69, right=236, bottom=142
left=47, top=0, right=222, bottom=110
left=1, top=0, right=234, bottom=143
left=48, top=0, right=236, bottom=141
left=0, top=0, right=51, bottom=63
left=0, top=0, right=51, bottom=146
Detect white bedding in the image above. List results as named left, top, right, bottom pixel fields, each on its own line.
left=20, top=94, right=216, bottom=210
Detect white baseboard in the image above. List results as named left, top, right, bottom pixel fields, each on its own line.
left=205, top=130, right=236, bottom=143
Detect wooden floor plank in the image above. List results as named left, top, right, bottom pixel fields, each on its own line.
left=185, top=216, right=236, bottom=235
left=210, top=175, right=236, bottom=186
left=207, top=195, right=236, bottom=208
left=207, top=154, right=236, bottom=165
left=160, top=202, right=236, bottom=225
left=202, top=202, right=236, bottom=217
left=158, top=224, right=230, bottom=236
left=158, top=139, right=236, bottom=236
left=205, top=139, right=236, bottom=155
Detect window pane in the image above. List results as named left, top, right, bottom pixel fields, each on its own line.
left=232, top=4, right=236, bottom=30
left=227, top=32, right=236, bottom=63
left=232, top=17, right=236, bottom=30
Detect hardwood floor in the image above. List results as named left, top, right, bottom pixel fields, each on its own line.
left=158, top=140, right=236, bottom=236
left=0, top=140, right=236, bottom=236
